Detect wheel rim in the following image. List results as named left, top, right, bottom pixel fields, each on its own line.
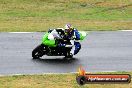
left=35, top=52, right=39, bottom=58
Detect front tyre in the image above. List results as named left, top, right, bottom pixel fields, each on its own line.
left=32, top=44, right=44, bottom=59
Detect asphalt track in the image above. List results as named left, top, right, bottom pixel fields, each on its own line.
left=0, top=31, right=132, bottom=75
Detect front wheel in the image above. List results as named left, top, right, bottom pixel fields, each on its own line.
left=32, top=44, right=44, bottom=59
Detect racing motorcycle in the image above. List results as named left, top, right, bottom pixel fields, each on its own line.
left=32, top=28, right=86, bottom=59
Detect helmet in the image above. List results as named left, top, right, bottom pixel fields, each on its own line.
left=65, top=24, right=72, bottom=29
left=64, top=24, right=73, bottom=34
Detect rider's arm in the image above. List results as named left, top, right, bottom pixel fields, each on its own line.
left=73, top=29, right=80, bottom=40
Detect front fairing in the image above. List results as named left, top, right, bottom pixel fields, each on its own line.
left=42, top=32, right=57, bottom=47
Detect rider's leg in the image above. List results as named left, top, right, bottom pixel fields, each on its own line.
left=70, top=40, right=75, bottom=55
left=74, top=42, right=81, bottom=55
left=70, top=45, right=75, bottom=55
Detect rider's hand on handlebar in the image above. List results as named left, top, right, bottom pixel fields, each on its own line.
left=70, top=36, right=76, bottom=40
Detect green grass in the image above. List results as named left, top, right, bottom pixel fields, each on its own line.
left=0, top=0, right=132, bottom=32
left=0, top=72, right=132, bottom=88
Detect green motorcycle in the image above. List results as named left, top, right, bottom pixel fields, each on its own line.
left=32, top=29, right=87, bottom=59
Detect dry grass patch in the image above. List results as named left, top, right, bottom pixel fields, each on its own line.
left=0, top=0, right=131, bottom=32
left=0, top=72, right=132, bottom=88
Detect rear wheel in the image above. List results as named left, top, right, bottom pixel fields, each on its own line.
left=32, top=44, right=45, bottom=59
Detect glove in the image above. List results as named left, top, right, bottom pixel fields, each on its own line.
left=71, top=36, right=76, bottom=40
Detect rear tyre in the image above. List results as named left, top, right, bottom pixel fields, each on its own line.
left=32, top=44, right=44, bottom=59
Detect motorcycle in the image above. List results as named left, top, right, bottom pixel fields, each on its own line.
left=32, top=28, right=86, bottom=59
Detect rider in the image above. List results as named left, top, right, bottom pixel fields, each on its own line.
left=42, top=24, right=81, bottom=55
left=63, top=23, right=81, bottom=55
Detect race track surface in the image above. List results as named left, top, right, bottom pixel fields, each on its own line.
left=0, top=31, right=132, bottom=75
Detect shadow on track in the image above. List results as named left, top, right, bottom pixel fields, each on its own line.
left=32, top=57, right=79, bottom=64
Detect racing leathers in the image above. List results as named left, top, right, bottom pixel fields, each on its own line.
left=64, top=28, right=81, bottom=55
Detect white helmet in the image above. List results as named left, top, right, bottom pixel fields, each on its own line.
left=65, top=23, right=72, bottom=29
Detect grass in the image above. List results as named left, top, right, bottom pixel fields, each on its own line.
left=0, top=72, right=132, bottom=88
left=0, top=0, right=132, bottom=32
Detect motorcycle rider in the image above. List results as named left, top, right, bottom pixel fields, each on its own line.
left=33, top=24, right=86, bottom=59
left=43, top=24, right=81, bottom=55
left=63, top=24, right=81, bottom=55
